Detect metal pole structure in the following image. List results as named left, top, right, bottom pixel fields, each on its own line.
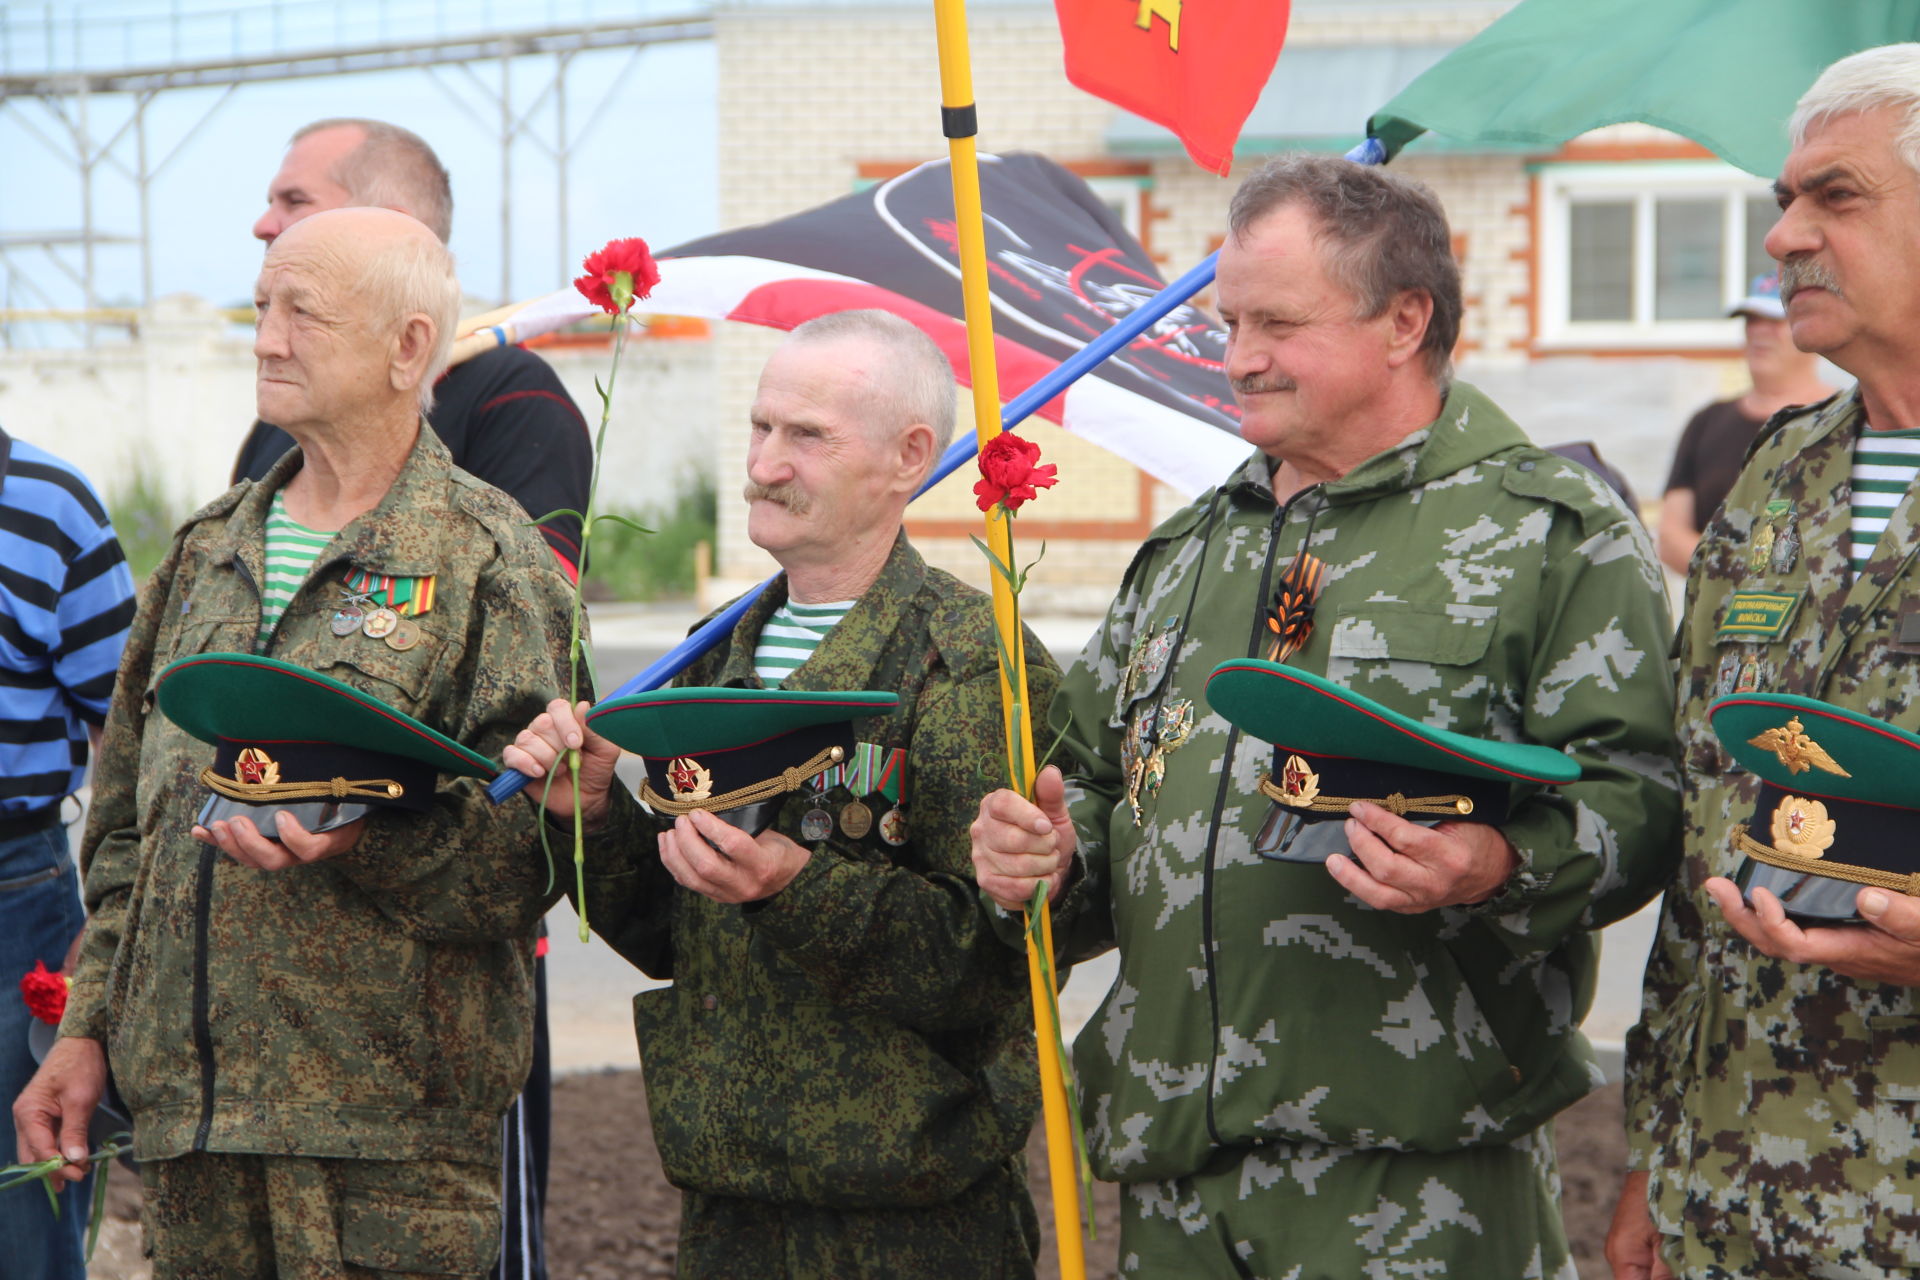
left=555, top=50, right=571, bottom=290
left=76, top=80, right=94, bottom=345
left=135, top=92, right=152, bottom=307
left=499, top=52, right=513, bottom=303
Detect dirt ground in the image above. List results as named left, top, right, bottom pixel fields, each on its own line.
left=86, top=1075, right=1627, bottom=1279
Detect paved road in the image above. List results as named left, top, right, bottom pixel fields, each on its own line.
left=543, top=611, right=1654, bottom=1079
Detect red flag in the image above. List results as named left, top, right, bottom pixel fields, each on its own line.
left=1055, top=0, right=1291, bottom=176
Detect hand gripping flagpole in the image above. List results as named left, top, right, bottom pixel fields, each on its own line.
left=930, top=1, right=1086, bottom=1274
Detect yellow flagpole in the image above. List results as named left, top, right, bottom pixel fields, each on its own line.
left=930, top=2, right=1087, bottom=1275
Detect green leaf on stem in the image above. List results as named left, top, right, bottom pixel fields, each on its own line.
left=591, top=513, right=656, bottom=537
left=525, top=508, right=587, bottom=529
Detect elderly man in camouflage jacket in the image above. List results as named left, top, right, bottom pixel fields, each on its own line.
left=1610, top=46, right=1920, bottom=1280
left=972, top=154, right=1681, bottom=1278
left=506, top=310, right=1058, bottom=1278
left=13, top=208, right=573, bottom=1278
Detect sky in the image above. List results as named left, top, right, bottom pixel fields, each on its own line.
left=0, top=0, right=719, bottom=337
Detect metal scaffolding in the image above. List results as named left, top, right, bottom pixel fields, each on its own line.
left=0, top=1, right=714, bottom=342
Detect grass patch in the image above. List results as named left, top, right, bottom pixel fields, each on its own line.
left=583, top=475, right=717, bottom=602
left=104, top=463, right=188, bottom=588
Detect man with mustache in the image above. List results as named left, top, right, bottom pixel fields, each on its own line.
left=969, top=154, right=1680, bottom=1276
left=1610, top=44, right=1920, bottom=1280
left=504, top=310, right=1060, bottom=1277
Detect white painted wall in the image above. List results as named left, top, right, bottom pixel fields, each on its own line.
left=0, top=295, right=719, bottom=524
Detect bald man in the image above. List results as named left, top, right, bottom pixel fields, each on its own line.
left=13, top=209, right=574, bottom=1279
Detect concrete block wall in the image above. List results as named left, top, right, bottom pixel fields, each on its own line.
left=0, top=295, right=719, bottom=529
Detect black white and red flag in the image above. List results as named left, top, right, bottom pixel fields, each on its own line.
left=643, top=152, right=1246, bottom=494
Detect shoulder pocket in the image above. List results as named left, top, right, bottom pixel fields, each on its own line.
left=1327, top=603, right=1494, bottom=665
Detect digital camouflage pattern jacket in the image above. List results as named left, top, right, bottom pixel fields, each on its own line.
left=577, top=533, right=1060, bottom=1210
left=62, top=428, right=573, bottom=1165
left=1046, top=382, right=1681, bottom=1183
left=1627, top=387, right=1920, bottom=1275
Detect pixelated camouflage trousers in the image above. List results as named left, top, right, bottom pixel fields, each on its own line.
left=674, top=1156, right=1038, bottom=1278
left=140, top=1150, right=501, bottom=1280
left=1115, top=1129, right=1575, bottom=1280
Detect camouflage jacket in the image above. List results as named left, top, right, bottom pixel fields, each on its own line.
left=577, top=534, right=1059, bottom=1210
left=1626, top=387, right=1920, bottom=1273
left=1047, top=382, right=1681, bottom=1183
left=62, top=428, right=573, bottom=1165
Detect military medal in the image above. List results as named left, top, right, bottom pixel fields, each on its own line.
left=800, top=803, right=834, bottom=842
left=878, top=806, right=909, bottom=845
left=362, top=607, right=400, bottom=639
left=330, top=608, right=364, bottom=637
left=1771, top=521, right=1801, bottom=574
left=1749, top=520, right=1777, bottom=572
left=839, top=799, right=873, bottom=839
left=1736, top=657, right=1763, bottom=694
left=385, top=619, right=422, bottom=652
left=1715, top=650, right=1741, bottom=698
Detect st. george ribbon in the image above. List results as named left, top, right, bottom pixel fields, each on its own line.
left=485, top=141, right=1382, bottom=805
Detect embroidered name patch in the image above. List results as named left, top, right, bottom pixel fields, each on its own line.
left=1715, top=590, right=1803, bottom=642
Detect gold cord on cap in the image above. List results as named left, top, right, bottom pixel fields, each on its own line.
left=640, top=745, right=846, bottom=816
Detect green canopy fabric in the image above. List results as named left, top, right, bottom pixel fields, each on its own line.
left=1367, top=0, right=1920, bottom=177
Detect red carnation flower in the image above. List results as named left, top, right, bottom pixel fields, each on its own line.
left=574, top=238, right=661, bottom=315
left=973, top=431, right=1058, bottom=513
left=20, top=960, right=69, bottom=1027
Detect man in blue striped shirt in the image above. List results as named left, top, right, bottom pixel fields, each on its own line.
left=0, top=425, right=135, bottom=1280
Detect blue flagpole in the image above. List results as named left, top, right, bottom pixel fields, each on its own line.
left=487, top=141, right=1385, bottom=802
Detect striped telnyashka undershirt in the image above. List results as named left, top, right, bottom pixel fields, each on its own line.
left=1849, top=428, right=1920, bottom=572
left=753, top=599, right=855, bottom=687
left=0, top=438, right=137, bottom=813
left=259, top=491, right=337, bottom=639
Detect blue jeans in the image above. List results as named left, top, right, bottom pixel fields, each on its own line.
left=0, top=817, right=90, bottom=1280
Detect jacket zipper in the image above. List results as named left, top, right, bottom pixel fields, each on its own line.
left=1200, top=481, right=1318, bottom=1147
left=191, top=551, right=263, bottom=1150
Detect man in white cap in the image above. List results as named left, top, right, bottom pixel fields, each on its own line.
left=1656, top=271, right=1833, bottom=573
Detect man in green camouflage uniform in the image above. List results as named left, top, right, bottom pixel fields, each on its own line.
left=1612, top=48, right=1920, bottom=1280
left=13, top=209, right=573, bottom=1278
left=507, top=310, right=1056, bottom=1278
left=973, top=155, right=1680, bottom=1278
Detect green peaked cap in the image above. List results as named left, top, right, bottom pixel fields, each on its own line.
left=154, top=652, right=495, bottom=780
left=1204, top=659, right=1580, bottom=785
left=586, top=687, right=898, bottom=758
left=1710, top=692, right=1920, bottom=800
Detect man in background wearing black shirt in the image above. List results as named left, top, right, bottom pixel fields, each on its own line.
left=1657, top=272, right=1833, bottom=574
left=233, top=117, right=589, bottom=1280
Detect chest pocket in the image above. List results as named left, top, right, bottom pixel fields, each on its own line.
left=1324, top=603, right=1497, bottom=730
left=319, top=627, right=442, bottom=716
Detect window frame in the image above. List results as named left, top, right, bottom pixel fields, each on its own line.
left=1536, top=159, right=1776, bottom=351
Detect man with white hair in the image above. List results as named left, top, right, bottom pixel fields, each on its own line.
left=1612, top=43, right=1920, bottom=1279
left=505, top=310, right=1058, bottom=1276
left=13, top=208, right=573, bottom=1277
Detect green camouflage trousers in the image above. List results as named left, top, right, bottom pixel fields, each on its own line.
left=1116, top=1130, right=1575, bottom=1280
left=140, top=1150, right=500, bottom=1279
left=675, top=1157, right=1038, bottom=1278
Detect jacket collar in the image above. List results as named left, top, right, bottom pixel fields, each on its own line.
left=1221, top=381, right=1529, bottom=505
left=714, top=530, right=928, bottom=692
left=217, top=424, right=451, bottom=584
